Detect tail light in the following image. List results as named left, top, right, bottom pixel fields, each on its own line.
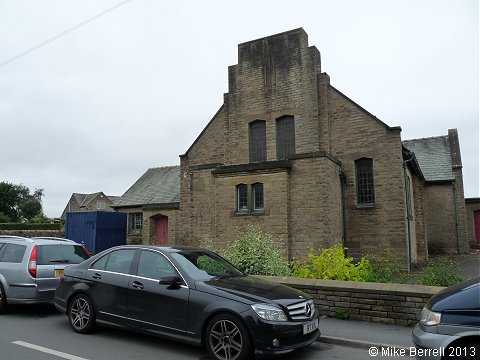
left=28, top=245, right=37, bottom=278
left=82, top=245, right=91, bottom=258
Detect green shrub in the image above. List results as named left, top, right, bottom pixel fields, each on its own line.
left=364, top=249, right=402, bottom=283
left=291, top=244, right=371, bottom=281
left=335, top=308, right=350, bottom=320
left=202, top=226, right=291, bottom=276
left=418, top=257, right=467, bottom=287
left=129, top=237, right=143, bottom=245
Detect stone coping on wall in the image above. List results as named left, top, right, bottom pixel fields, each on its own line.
left=255, top=276, right=445, bottom=296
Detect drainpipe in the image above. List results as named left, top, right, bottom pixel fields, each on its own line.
left=403, top=159, right=413, bottom=272
left=452, top=182, right=461, bottom=255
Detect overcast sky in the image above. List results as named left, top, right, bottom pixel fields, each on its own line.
left=1, top=0, right=478, bottom=218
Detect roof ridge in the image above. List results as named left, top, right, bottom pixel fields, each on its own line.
left=148, top=165, right=180, bottom=170
left=403, top=134, right=448, bottom=142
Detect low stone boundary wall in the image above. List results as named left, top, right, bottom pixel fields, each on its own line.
left=256, top=276, right=445, bottom=325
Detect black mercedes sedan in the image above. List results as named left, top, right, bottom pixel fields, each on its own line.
left=54, top=245, right=320, bottom=360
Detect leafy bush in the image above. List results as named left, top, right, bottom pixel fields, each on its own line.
left=418, top=257, right=467, bottom=287
left=291, top=244, right=371, bottom=281
left=201, top=226, right=291, bottom=276
left=129, top=237, right=143, bottom=245
left=335, top=308, right=350, bottom=320
left=364, top=249, right=402, bottom=283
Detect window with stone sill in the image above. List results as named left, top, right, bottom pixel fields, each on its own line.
left=234, top=182, right=265, bottom=213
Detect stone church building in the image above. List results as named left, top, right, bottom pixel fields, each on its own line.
left=116, top=28, right=468, bottom=268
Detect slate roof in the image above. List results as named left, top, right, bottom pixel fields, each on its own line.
left=402, top=135, right=454, bottom=182
left=113, top=166, right=180, bottom=208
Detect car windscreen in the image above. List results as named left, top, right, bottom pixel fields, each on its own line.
left=37, top=244, right=90, bottom=265
left=171, top=250, right=244, bottom=281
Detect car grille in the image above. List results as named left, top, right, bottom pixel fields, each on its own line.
left=286, top=299, right=315, bottom=321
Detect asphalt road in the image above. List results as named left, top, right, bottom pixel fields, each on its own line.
left=0, top=304, right=414, bottom=360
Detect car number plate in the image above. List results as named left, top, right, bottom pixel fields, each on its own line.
left=55, top=269, right=64, bottom=277
left=303, top=318, right=319, bottom=335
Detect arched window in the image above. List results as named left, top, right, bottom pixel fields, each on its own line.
left=276, top=115, right=295, bottom=159
left=355, top=158, right=375, bottom=205
left=249, top=120, right=267, bottom=162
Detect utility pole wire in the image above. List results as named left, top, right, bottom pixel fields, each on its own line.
left=0, top=0, right=133, bottom=69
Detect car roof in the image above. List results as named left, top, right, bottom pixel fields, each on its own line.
left=108, top=244, right=208, bottom=253
left=0, top=236, right=77, bottom=245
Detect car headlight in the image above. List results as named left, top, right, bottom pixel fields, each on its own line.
left=251, top=304, right=288, bottom=322
left=420, top=307, right=442, bottom=326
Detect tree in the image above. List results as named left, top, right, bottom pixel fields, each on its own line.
left=0, top=182, right=44, bottom=222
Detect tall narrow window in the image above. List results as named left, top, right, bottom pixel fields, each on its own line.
left=249, top=120, right=267, bottom=162
left=276, top=116, right=295, bottom=159
left=355, top=158, right=375, bottom=205
left=236, top=184, right=248, bottom=211
left=252, top=183, right=264, bottom=211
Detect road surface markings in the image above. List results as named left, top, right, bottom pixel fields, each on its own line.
left=12, top=341, right=89, bottom=360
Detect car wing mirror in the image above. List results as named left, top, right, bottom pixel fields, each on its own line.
left=159, top=275, right=180, bottom=287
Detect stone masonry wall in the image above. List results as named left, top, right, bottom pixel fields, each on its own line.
left=424, top=182, right=468, bottom=255
left=258, top=276, right=443, bottom=325
left=327, top=86, right=408, bottom=262
left=289, top=157, right=343, bottom=260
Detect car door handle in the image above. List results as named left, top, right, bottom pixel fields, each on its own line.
left=92, top=273, right=102, bottom=280
left=132, top=281, right=144, bottom=290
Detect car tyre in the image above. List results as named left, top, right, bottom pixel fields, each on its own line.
left=0, top=283, right=8, bottom=314
left=68, top=294, right=96, bottom=334
left=205, top=313, right=252, bottom=360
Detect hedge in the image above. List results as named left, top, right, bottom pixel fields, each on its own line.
left=0, top=223, right=62, bottom=230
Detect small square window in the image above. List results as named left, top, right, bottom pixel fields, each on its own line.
left=129, top=213, right=143, bottom=234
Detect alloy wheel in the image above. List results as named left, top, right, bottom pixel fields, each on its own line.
left=69, top=297, right=91, bottom=331
left=208, top=319, right=243, bottom=360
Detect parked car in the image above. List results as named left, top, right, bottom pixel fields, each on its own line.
left=412, top=277, right=480, bottom=360
left=54, top=245, right=320, bottom=360
left=0, top=236, right=90, bottom=313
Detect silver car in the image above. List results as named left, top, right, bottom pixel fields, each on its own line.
left=0, top=236, right=90, bottom=312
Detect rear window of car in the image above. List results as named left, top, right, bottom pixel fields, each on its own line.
left=36, top=245, right=89, bottom=265
left=0, top=244, right=26, bottom=263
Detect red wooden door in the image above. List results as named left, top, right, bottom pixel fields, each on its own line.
left=474, top=210, right=480, bottom=244
left=155, top=216, right=168, bottom=245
